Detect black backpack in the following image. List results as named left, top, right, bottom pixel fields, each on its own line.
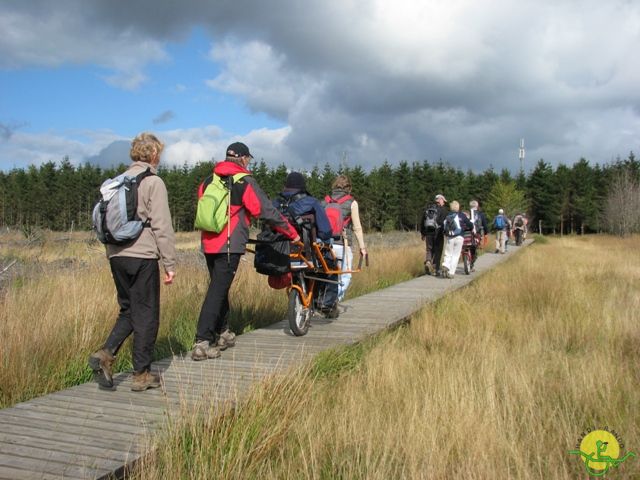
left=253, top=192, right=309, bottom=276
left=514, top=215, right=525, bottom=228
left=253, top=228, right=291, bottom=276
left=423, top=205, right=440, bottom=233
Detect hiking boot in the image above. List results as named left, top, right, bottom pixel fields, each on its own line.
left=131, top=371, right=161, bottom=392
left=216, top=330, right=236, bottom=351
left=191, top=340, right=221, bottom=361
left=424, top=261, right=433, bottom=275
left=441, top=266, right=449, bottom=278
left=88, top=348, right=115, bottom=388
left=324, top=304, right=340, bottom=319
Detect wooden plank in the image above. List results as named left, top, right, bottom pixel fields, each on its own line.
left=0, top=453, right=108, bottom=480
left=0, top=443, right=123, bottom=475
left=0, top=414, right=145, bottom=444
left=42, top=391, right=167, bottom=420
left=0, top=464, right=84, bottom=480
left=22, top=396, right=165, bottom=423
left=0, top=431, right=136, bottom=463
left=0, top=422, right=142, bottom=455
left=0, top=407, right=144, bottom=435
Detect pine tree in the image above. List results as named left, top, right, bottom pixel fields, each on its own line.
left=527, top=159, right=560, bottom=233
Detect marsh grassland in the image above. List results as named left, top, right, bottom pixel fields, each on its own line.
left=0, top=230, right=423, bottom=408
left=133, top=235, right=640, bottom=479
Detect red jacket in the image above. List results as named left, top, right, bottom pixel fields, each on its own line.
left=198, top=161, right=298, bottom=254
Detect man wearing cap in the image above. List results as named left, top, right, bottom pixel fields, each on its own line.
left=421, top=194, right=448, bottom=276
left=192, top=142, right=300, bottom=361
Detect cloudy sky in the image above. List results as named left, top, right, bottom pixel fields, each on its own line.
left=1, top=0, right=639, bottom=173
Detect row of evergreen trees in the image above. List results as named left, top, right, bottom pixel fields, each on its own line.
left=1, top=154, right=638, bottom=234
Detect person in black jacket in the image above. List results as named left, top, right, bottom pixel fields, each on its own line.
left=420, top=194, right=448, bottom=276
left=441, top=200, right=473, bottom=279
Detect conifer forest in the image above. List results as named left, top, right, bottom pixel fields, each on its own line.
left=1, top=153, right=638, bottom=236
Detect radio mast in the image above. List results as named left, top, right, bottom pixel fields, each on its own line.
left=518, top=138, right=525, bottom=173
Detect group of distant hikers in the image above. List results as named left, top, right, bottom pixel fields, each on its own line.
left=88, top=133, right=367, bottom=392
left=419, top=195, right=528, bottom=279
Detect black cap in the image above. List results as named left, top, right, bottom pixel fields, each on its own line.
left=226, top=142, right=253, bottom=158
left=285, top=172, right=306, bottom=191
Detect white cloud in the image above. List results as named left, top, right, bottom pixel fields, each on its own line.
left=160, top=125, right=292, bottom=167
left=0, top=7, right=167, bottom=90
left=0, top=129, right=123, bottom=169
left=1, top=0, right=640, bottom=170
left=206, top=40, right=316, bottom=119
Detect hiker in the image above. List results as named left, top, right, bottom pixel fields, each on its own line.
left=420, top=194, right=448, bottom=276
left=512, top=212, right=527, bottom=245
left=88, top=132, right=176, bottom=392
left=492, top=208, right=509, bottom=254
left=275, top=172, right=340, bottom=318
left=441, top=200, right=473, bottom=279
left=192, top=143, right=300, bottom=361
left=323, top=175, right=367, bottom=302
left=504, top=214, right=513, bottom=251
left=468, top=200, right=489, bottom=269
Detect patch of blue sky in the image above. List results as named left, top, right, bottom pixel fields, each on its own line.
left=0, top=26, right=285, bottom=140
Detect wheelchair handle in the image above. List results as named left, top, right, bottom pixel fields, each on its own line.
left=358, top=253, right=369, bottom=269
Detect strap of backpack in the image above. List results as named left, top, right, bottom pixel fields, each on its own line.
left=335, top=194, right=353, bottom=204
left=136, top=167, right=155, bottom=228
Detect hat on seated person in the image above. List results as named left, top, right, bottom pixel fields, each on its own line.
left=435, top=194, right=447, bottom=202
left=285, top=172, right=306, bottom=191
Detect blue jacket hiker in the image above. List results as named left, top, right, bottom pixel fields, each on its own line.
left=274, top=172, right=339, bottom=317
left=493, top=208, right=509, bottom=254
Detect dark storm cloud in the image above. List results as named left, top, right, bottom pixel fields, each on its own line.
left=1, top=0, right=639, bottom=171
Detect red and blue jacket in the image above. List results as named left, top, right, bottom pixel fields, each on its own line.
left=198, top=161, right=298, bottom=254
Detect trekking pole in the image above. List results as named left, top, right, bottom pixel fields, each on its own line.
left=226, top=176, right=232, bottom=265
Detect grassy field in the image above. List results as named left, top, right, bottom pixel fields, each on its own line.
left=134, top=235, right=640, bottom=479
left=0, top=229, right=424, bottom=408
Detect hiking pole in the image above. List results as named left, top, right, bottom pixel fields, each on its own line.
left=226, top=176, right=232, bottom=265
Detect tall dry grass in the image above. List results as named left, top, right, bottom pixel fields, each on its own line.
left=136, top=235, right=640, bottom=479
left=0, top=230, right=423, bottom=408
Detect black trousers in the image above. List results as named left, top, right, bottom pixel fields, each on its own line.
left=104, top=257, right=160, bottom=374
left=195, top=253, right=241, bottom=343
left=425, top=232, right=445, bottom=271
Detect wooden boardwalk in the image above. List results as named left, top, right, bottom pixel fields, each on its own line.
left=0, top=241, right=531, bottom=479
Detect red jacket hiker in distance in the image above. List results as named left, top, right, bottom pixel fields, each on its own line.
left=198, top=161, right=298, bottom=254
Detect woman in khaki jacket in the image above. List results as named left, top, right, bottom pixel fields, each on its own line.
left=89, top=132, right=176, bottom=392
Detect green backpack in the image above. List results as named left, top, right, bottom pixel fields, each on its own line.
left=194, top=173, right=249, bottom=233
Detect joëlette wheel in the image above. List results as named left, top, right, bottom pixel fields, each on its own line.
left=463, top=252, right=470, bottom=275
left=288, top=289, right=309, bottom=336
